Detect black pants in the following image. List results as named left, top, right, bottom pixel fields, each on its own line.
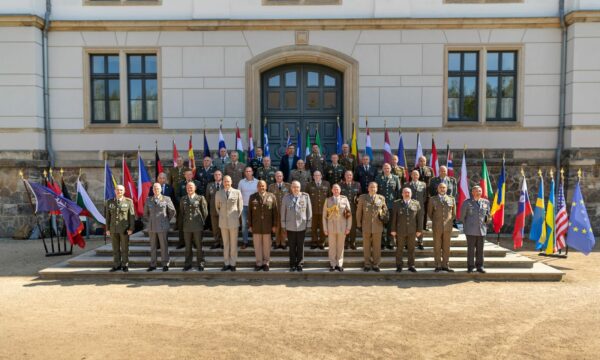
left=466, top=235, right=484, bottom=269
left=287, top=230, right=305, bottom=267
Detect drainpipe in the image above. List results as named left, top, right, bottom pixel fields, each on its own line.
left=42, top=0, right=55, bottom=167
left=556, top=0, right=567, bottom=178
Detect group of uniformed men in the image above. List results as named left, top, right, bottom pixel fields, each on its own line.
left=105, top=143, right=491, bottom=274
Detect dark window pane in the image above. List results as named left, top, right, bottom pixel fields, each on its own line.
left=130, top=79, right=143, bottom=100
left=268, top=75, right=280, bottom=87
left=501, top=98, right=514, bottom=118
left=109, top=100, right=120, bottom=121
left=486, top=76, right=498, bottom=98
left=93, top=79, right=105, bottom=100
left=448, top=53, right=461, bottom=71
left=463, top=77, right=477, bottom=97
left=94, top=100, right=106, bottom=121
left=268, top=92, right=280, bottom=109
left=107, top=55, right=119, bottom=74
left=129, top=55, right=142, bottom=73
left=284, top=91, right=297, bottom=109
left=448, top=77, right=460, bottom=98
left=146, top=79, right=158, bottom=100
left=502, top=52, right=515, bottom=71
left=448, top=98, right=459, bottom=119
left=324, top=75, right=336, bottom=87
left=464, top=53, right=477, bottom=71
left=324, top=91, right=336, bottom=109
left=146, top=100, right=158, bottom=121
left=307, top=91, right=319, bottom=108
left=487, top=52, right=499, bottom=71
left=145, top=55, right=157, bottom=74
left=130, top=100, right=143, bottom=121
left=285, top=72, right=296, bottom=87
left=307, top=71, right=319, bottom=87
left=108, top=79, right=120, bottom=100
left=92, top=56, right=105, bottom=74
left=502, top=76, right=514, bottom=98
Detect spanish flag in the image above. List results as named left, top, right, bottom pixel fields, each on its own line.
left=188, top=134, right=195, bottom=170
left=490, top=157, right=505, bottom=233
left=350, top=120, right=358, bottom=158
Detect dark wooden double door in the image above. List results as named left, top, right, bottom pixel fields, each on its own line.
left=261, top=64, right=343, bottom=163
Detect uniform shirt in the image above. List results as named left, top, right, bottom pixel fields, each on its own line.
left=325, top=163, right=345, bottom=185
left=238, top=177, right=259, bottom=206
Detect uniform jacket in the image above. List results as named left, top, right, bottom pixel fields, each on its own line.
left=194, top=166, right=215, bottom=195
left=213, top=156, right=231, bottom=173
left=205, top=181, right=223, bottom=214
left=290, top=169, right=311, bottom=191
left=391, top=199, right=423, bottom=237
left=392, top=166, right=406, bottom=185
left=168, top=166, right=190, bottom=188
left=429, top=176, right=458, bottom=198
left=306, top=180, right=331, bottom=214
left=279, top=155, right=299, bottom=182
left=144, top=195, right=176, bottom=232
left=257, top=166, right=277, bottom=185
left=149, top=183, right=175, bottom=200
left=460, top=198, right=491, bottom=236
left=322, top=195, right=352, bottom=234
left=280, top=192, right=312, bottom=231
left=356, top=193, right=388, bottom=234
left=325, top=163, right=345, bottom=185
left=268, top=182, right=291, bottom=209
left=376, top=173, right=402, bottom=208
left=427, top=194, right=456, bottom=233
left=250, top=157, right=264, bottom=175
left=105, top=197, right=136, bottom=234
left=177, top=179, right=202, bottom=201
left=355, top=164, right=378, bottom=193
left=339, top=153, right=357, bottom=172
left=248, top=192, right=278, bottom=234
left=339, top=181, right=361, bottom=208
left=306, top=153, right=326, bottom=174
left=224, top=162, right=246, bottom=189
left=215, top=188, right=243, bottom=229
left=180, top=193, right=208, bottom=232
left=413, top=165, right=434, bottom=185
left=403, top=180, right=428, bottom=206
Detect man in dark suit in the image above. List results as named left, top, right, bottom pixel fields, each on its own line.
left=279, top=144, right=299, bottom=182
left=355, top=155, right=377, bottom=193
left=194, top=156, right=215, bottom=195
left=149, top=172, right=175, bottom=199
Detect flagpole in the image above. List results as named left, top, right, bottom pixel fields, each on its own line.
left=43, top=169, right=55, bottom=253
left=20, top=170, right=49, bottom=254
left=104, top=152, right=108, bottom=245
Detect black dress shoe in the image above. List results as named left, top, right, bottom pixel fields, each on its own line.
left=434, top=267, right=441, bottom=272
left=254, top=265, right=262, bottom=271
left=442, top=267, right=454, bottom=273
left=363, top=266, right=371, bottom=272
left=241, top=244, right=247, bottom=250
left=230, top=266, right=236, bottom=272
left=162, top=266, right=169, bottom=272
left=310, top=245, right=317, bottom=249
left=221, top=265, right=230, bottom=271
left=467, top=267, right=474, bottom=273
left=183, top=265, right=192, bottom=271
left=396, top=266, right=402, bottom=273
left=408, top=266, right=417, bottom=273
left=109, top=266, right=121, bottom=272
left=147, top=266, right=156, bottom=272
left=198, top=266, right=204, bottom=271
left=350, top=245, right=357, bottom=250
left=289, top=267, right=296, bottom=272
left=338, top=267, right=344, bottom=272
left=334, top=266, right=340, bottom=271
left=329, top=266, right=335, bottom=272
left=122, top=266, right=129, bottom=272
left=296, top=266, right=303, bottom=272
left=476, top=267, right=486, bottom=273
left=417, top=244, right=424, bottom=250
left=263, top=265, right=270, bottom=272
left=210, top=243, right=220, bottom=249
left=318, top=246, right=325, bottom=250
left=176, top=244, right=185, bottom=249
left=372, top=266, right=381, bottom=272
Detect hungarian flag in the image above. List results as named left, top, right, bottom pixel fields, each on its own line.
left=490, top=158, right=505, bottom=233
left=456, top=150, right=469, bottom=219
left=77, top=178, right=105, bottom=224
left=155, top=144, right=163, bottom=180
left=172, top=139, right=180, bottom=167
left=236, top=126, right=245, bottom=162
left=554, top=177, right=568, bottom=252
left=480, top=155, right=493, bottom=200
left=365, top=122, right=373, bottom=161
left=383, top=128, right=393, bottom=165
left=122, top=155, right=138, bottom=214
left=397, top=132, right=409, bottom=182
left=188, top=134, right=195, bottom=170
left=430, top=137, right=439, bottom=176
left=350, top=120, right=358, bottom=158
left=136, top=151, right=152, bottom=217
left=446, top=144, right=455, bottom=178
left=248, top=124, right=255, bottom=160
left=513, top=176, right=533, bottom=249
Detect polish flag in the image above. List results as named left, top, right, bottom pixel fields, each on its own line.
left=456, top=150, right=470, bottom=219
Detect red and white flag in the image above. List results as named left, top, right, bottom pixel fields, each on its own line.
left=430, top=137, right=439, bottom=177
left=456, top=150, right=469, bottom=219
left=172, top=139, right=180, bottom=167
left=383, top=128, right=393, bottom=165
left=122, top=155, right=138, bottom=213
left=446, top=144, right=455, bottom=178
left=554, top=178, right=568, bottom=252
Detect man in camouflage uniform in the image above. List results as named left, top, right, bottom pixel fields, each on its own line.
left=325, top=153, right=345, bottom=185
left=339, top=170, right=361, bottom=250
left=249, top=147, right=264, bottom=175
left=105, top=185, right=135, bottom=272
left=376, top=163, right=402, bottom=250
left=414, top=155, right=434, bottom=232
left=390, top=187, right=423, bottom=273
left=224, top=151, right=246, bottom=189
left=257, top=156, right=277, bottom=186
left=290, top=159, right=311, bottom=191
left=306, top=171, right=330, bottom=249
left=306, top=144, right=326, bottom=174
left=268, top=171, right=291, bottom=249
left=339, top=143, right=357, bottom=173
left=356, top=182, right=388, bottom=272
left=428, top=182, right=456, bottom=273
left=391, top=154, right=406, bottom=186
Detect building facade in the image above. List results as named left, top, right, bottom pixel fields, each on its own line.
left=0, top=0, right=599, bottom=238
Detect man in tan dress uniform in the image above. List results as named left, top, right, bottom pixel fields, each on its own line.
left=427, top=182, right=456, bottom=272
left=205, top=170, right=223, bottom=249
left=105, top=185, right=135, bottom=272
left=224, top=151, right=246, bottom=189
left=306, top=171, right=330, bottom=249
left=268, top=171, right=290, bottom=249
left=290, top=159, right=311, bottom=191
left=391, top=187, right=422, bottom=273
left=248, top=180, right=278, bottom=272
left=215, top=175, right=244, bottom=272
left=322, top=184, right=352, bottom=272
left=339, top=170, right=361, bottom=250
left=356, top=182, right=388, bottom=272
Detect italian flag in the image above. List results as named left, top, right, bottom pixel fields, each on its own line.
left=236, top=126, right=245, bottom=163
left=76, top=178, right=106, bottom=224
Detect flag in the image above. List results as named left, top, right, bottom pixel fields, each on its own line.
left=77, top=178, right=105, bottom=224
left=203, top=129, right=211, bottom=158
left=46, top=170, right=62, bottom=196
left=490, top=158, right=505, bottom=233
left=456, top=150, right=469, bottom=219
left=566, top=180, right=595, bottom=255
left=446, top=144, right=455, bottom=178
left=122, top=155, right=138, bottom=214
left=104, top=160, right=117, bottom=201
left=136, top=151, right=152, bottom=217
left=235, top=126, right=245, bottom=163
left=480, top=156, right=493, bottom=200
left=397, top=132, right=409, bottom=181
left=188, top=135, right=195, bottom=170
left=25, top=180, right=85, bottom=248
left=336, top=118, right=343, bottom=154
left=555, top=177, right=568, bottom=252
left=430, top=137, right=439, bottom=176
left=350, top=121, right=358, bottom=158
left=248, top=124, right=255, bottom=160
left=218, top=125, right=226, bottom=150
left=542, top=177, right=556, bottom=254
left=315, top=128, right=323, bottom=154
left=513, top=176, right=533, bottom=249
left=305, top=130, right=311, bottom=159
left=365, top=126, right=373, bottom=161
left=60, top=176, right=72, bottom=201
left=383, top=128, right=393, bottom=165
left=172, top=139, right=179, bottom=167
left=415, top=133, right=423, bottom=168
left=296, top=128, right=302, bottom=158
left=155, top=144, right=164, bottom=180
left=529, top=174, right=546, bottom=245
left=264, top=122, right=271, bottom=157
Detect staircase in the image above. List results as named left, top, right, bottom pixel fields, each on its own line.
left=39, top=225, right=563, bottom=281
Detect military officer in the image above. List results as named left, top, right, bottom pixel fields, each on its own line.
left=144, top=182, right=176, bottom=272
left=376, top=163, right=402, bottom=250
left=325, top=153, right=345, bottom=185
left=403, top=170, right=428, bottom=250
left=429, top=165, right=457, bottom=198
left=339, top=143, right=357, bottom=172
left=391, top=155, right=407, bottom=186
left=356, top=155, right=378, bottom=193
left=460, top=185, right=491, bottom=273
left=248, top=180, right=278, bottom=272
left=213, top=148, right=231, bottom=174
left=224, top=151, right=246, bottom=189
left=105, top=185, right=135, bottom=272
left=290, top=159, right=311, bottom=191
left=168, top=156, right=190, bottom=188
left=257, top=156, right=277, bottom=185
left=306, top=144, right=326, bottom=174
left=268, top=171, right=291, bottom=249
left=180, top=182, right=208, bottom=271
left=339, top=170, right=361, bottom=250
left=280, top=181, right=312, bottom=272
left=205, top=170, right=224, bottom=249
left=194, top=156, right=215, bottom=196
left=414, top=155, right=434, bottom=231
left=428, top=182, right=456, bottom=272
left=390, top=187, right=423, bottom=273
left=176, top=170, right=202, bottom=249
left=149, top=172, right=175, bottom=199
left=306, top=171, right=330, bottom=249
left=249, top=147, right=264, bottom=175
left=215, top=175, right=243, bottom=272
left=356, top=182, right=388, bottom=272
left=322, top=184, right=352, bottom=272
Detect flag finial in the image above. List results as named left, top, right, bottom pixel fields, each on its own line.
left=560, top=168, right=564, bottom=181
left=264, top=117, right=267, bottom=125
left=538, top=169, right=542, bottom=177
left=18, top=169, right=23, bottom=179
left=155, top=139, right=158, bottom=147
left=60, top=168, right=64, bottom=177
left=520, top=167, right=525, bottom=177
left=43, top=169, right=47, bottom=178
left=577, top=168, right=582, bottom=179
left=463, top=144, right=467, bottom=151
left=550, top=168, right=554, bottom=178
left=481, top=148, right=485, bottom=157
left=79, top=168, right=82, bottom=177
left=49, top=168, right=53, bottom=176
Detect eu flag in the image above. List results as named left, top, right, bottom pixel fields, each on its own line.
left=566, top=181, right=595, bottom=255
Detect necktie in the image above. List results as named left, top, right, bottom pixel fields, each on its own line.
left=279, top=184, right=282, bottom=190
left=226, top=190, right=230, bottom=199
left=216, top=183, right=220, bottom=190
left=162, top=184, right=165, bottom=194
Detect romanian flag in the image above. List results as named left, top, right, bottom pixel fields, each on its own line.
left=542, top=177, right=556, bottom=254
left=188, top=134, right=195, bottom=170
left=490, top=157, right=505, bottom=233
left=350, top=120, right=358, bottom=158
left=529, top=173, right=546, bottom=245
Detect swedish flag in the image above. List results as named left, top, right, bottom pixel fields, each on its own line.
left=529, top=175, right=546, bottom=245
left=566, top=181, right=595, bottom=255
left=543, top=178, right=555, bottom=254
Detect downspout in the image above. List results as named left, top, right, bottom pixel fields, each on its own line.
left=42, top=0, right=55, bottom=167
left=556, top=0, right=567, bottom=177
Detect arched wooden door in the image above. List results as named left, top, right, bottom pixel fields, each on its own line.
left=261, top=64, right=343, bottom=163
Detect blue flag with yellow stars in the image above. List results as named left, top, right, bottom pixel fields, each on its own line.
left=566, top=181, right=595, bottom=255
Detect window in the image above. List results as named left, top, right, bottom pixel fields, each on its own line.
left=90, top=54, right=120, bottom=123
left=127, top=54, right=158, bottom=123
left=447, top=51, right=479, bottom=122
left=84, top=0, right=161, bottom=5
left=486, top=51, right=517, bottom=121
left=262, top=0, right=341, bottom=5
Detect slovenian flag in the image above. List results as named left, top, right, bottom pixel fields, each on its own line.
left=136, top=151, right=152, bottom=217
left=218, top=125, right=226, bottom=150
left=512, top=175, right=533, bottom=249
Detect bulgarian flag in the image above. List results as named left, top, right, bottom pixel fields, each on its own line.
left=76, top=178, right=106, bottom=224
left=236, top=126, right=245, bottom=163
left=456, top=149, right=470, bottom=219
